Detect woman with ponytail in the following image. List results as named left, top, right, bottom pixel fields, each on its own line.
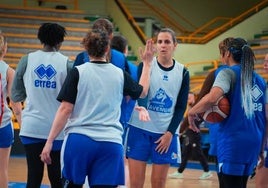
left=188, top=38, right=267, bottom=188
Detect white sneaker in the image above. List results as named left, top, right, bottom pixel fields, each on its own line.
left=168, top=171, right=183, bottom=179
left=199, top=171, right=213, bottom=180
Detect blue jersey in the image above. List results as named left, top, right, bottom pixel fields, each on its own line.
left=73, top=49, right=125, bottom=70
left=120, top=61, right=138, bottom=127
left=217, top=65, right=266, bottom=167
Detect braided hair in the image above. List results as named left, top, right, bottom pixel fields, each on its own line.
left=228, top=38, right=255, bottom=118
left=37, top=23, right=66, bottom=47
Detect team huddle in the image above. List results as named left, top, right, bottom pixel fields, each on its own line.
left=0, top=17, right=268, bottom=188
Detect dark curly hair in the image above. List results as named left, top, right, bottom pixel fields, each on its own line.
left=83, top=29, right=109, bottom=58
left=37, top=23, right=66, bottom=47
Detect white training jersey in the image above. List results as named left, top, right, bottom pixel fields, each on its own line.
left=20, top=50, right=68, bottom=140
left=129, top=57, right=184, bottom=133
left=0, top=61, right=12, bottom=127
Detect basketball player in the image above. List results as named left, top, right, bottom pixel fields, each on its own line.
left=188, top=38, right=267, bottom=188
left=74, top=18, right=131, bottom=188
left=11, top=23, right=72, bottom=188
left=0, top=33, right=21, bottom=188
left=126, top=28, right=190, bottom=188
left=255, top=53, right=268, bottom=188
left=169, top=38, right=234, bottom=181
left=40, top=29, right=152, bottom=188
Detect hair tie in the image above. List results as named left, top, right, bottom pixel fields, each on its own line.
left=242, top=44, right=250, bottom=50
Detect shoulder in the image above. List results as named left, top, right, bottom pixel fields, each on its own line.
left=254, top=72, right=266, bottom=85
left=111, top=49, right=126, bottom=69
left=111, top=49, right=124, bottom=57
left=17, top=55, right=28, bottom=71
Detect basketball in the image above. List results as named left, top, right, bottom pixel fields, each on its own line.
left=202, top=95, right=230, bottom=123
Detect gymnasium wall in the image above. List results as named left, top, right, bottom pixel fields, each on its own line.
left=176, top=6, right=268, bottom=65
left=1, top=0, right=267, bottom=64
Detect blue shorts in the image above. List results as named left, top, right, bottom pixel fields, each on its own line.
left=0, top=123, right=14, bottom=148
left=219, top=162, right=255, bottom=176
left=126, top=126, right=179, bottom=164
left=61, top=133, right=125, bottom=186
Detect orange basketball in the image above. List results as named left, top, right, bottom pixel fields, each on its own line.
left=202, top=96, right=230, bottom=123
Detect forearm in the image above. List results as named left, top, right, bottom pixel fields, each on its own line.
left=47, top=102, right=73, bottom=143
left=10, top=101, right=22, bottom=126
left=138, top=64, right=151, bottom=98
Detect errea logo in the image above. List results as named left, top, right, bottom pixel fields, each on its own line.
left=35, top=64, right=56, bottom=80
left=251, top=85, right=263, bottom=102
left=34, top=64, right=57, bottom=89
left=252, top=84, right=264, bottom=112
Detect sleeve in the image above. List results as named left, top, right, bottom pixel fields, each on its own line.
left=67, top=59, right=74, bottom=72
left=11, top=55, right=28, bottom=102
left=123, top=71, right=143, bottom=100
left=167, top=68, right=190, bottom=135
left=136, top=62, right=148, bottom=107
left=213, top=68, right=234, bottom=94
left=57, top=68, right=79, bottom=104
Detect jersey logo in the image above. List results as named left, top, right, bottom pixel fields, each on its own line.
left=34, top=64, right=56, bottom=80
left=34, top=64, right=57, bottom=89
left=251, top=85, right=263, bottom=102
left=251, top=84, right=264, bottom=112
left=163, top=75, right=168, bottom=81
left=148, top=88, right=173, bottom=113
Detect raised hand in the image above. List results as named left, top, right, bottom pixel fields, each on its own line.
left=139, top=39, right=156, bottom=66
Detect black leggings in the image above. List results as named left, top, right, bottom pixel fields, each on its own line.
left=178, top=131, right=209, bottom=173
left=24, top=142, right=62, bottom=188
left=218, top=172, right=248, bottom=188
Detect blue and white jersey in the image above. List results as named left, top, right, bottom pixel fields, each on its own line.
left=214, top=64, right=266, bottom=166
left=20, top=50, right=68, bottom=140
left=0, top=61, right=12, bottom=128
left=129, top=57, right=184, bottom=134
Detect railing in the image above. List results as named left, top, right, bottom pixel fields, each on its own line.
left=185, top=60, right=220, bottom=71
left=185, top=60, right=220, bottom=92
left=115, top=0, right=147, bottom=44
left=117, top=0, right=268, bottom=44
left=177, top=0, right=268, bottom=43
left=23, top=0, right=78, bottom=10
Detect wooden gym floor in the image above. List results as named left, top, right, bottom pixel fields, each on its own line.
left=8, top=157, right=257, bottom=188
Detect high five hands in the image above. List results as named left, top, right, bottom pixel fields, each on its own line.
left=139, top=38, right=156, bottom=67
